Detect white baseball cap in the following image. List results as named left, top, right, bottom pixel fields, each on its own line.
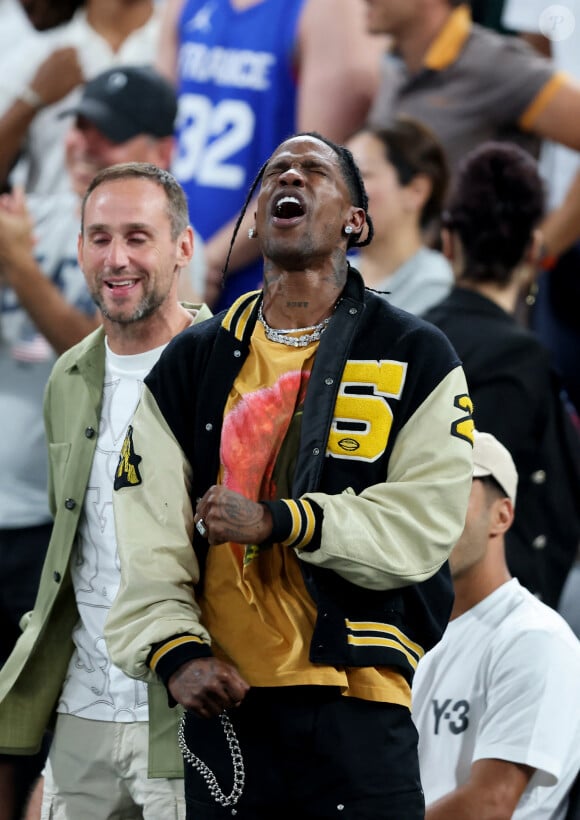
left=472, top=430, right=518, bottom=505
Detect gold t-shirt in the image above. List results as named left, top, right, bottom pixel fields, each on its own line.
left=200, top=322, right=410, bottom=706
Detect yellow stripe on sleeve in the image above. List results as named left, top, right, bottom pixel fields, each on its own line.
left=346, top=634, right=421, bottom=671
left=346, top=619, right=425, bottom=659
left=294, top=501, right=316, bottom=550
left=282, top=500, right=303, bottom=546
left=519, top=72, right=567, bottom=131
left=149, top=635, right=206, bottom=671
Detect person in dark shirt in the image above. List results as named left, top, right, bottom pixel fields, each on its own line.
left=424, top=140, right=580, bottom=608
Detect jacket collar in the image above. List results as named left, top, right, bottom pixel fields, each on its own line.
left=218, top=265, right=367, bottom=345
left=424, top=4, right=471, bottom=71
left=445, top=286, right=514, bottom=321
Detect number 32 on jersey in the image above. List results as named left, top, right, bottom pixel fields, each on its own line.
left=173, top=94, right=255, bottom=189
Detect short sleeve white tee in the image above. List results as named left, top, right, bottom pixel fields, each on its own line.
left=0, top=7, right=161, bottom=196
left=58, top=340, right=167, bottom=722
left=412, top=579, right=580, bottom=819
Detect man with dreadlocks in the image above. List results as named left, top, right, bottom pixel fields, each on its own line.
left=105, top=132, right=474, bottom=819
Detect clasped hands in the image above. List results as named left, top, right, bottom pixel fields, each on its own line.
left=193, top=484, right=273, bottom=547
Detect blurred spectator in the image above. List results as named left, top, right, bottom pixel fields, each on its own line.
left=0, top=0, right=32, bottom=54
left=424, top=141, right=580, bottom=608
left=365, top=1, right=580, bottom=251
left=61, top=66, right=206, bottom=300
left=346, top=116, right=453, bottom=315
left=0, top=0, right=34, bottom=189
left=502, top=0, right=580, bottom=416
left=0, top=64, right=200, bottom=820
left=364, top=0, right=580, bottom=420
left=0, top=0, right=83, bottom=196
left=19, top=0, right=85, bottom=31
left=469, top=0, right=513, bottom=32
left=157, top=0, right=389, bottom=310
left=503, top=0, right=580, bottom=642
left=413, top=430, right=580, bottom=819
left=0, top=0, right=160, bottom=196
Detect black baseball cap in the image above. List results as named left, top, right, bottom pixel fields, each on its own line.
left=60, top=65, right=177, bottom=143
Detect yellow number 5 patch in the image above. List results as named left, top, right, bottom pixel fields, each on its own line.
left=327, top=360, right=407, bottom=462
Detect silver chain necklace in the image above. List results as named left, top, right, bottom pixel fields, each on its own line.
left=257, top=302, right=332, bottom=347
left=178, top=711, right=245, bottom=814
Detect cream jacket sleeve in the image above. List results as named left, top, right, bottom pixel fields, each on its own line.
left=105, top=387, right=209, bottom=682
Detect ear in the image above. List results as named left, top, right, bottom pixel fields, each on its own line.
left=404, top=173, right=431, bottom=214
left=153, top=136, right=175, bottom=172
left=346, top=206, right=366, bottom=237
left=77, top=231, right=84, bottom=268
left=490, top=497, right=515, bottom=537
left=175, top=225, right=195, bottom=269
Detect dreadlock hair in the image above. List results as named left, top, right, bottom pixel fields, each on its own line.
left=222, top=132, right=374, bottom=281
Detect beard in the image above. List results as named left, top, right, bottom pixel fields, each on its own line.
left=91, top=286, right=166, bottom=326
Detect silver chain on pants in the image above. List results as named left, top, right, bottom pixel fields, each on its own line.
left=178, top=711, right=245, bottom=814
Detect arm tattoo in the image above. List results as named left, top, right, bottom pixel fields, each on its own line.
left=221, top=495, right=263, bottom=542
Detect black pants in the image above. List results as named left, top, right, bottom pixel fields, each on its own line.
left=183, top=686, right=424, bottom=819
left=0, top=522, right=52, bottom=665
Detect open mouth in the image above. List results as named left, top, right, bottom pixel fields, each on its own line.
left=104, top=279, right=140, bottom=292
left=273, top=195, right=305, bottom=220
left=106, top=280, right=136, bottom=288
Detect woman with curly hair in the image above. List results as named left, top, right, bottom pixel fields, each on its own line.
left=424, top=140, right=580, bottom=610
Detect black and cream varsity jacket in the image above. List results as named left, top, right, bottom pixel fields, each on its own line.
left=106, top=268, right=474, bottom=691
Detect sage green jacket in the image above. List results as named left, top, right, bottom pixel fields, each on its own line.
left=0, top=305, right=212, bottom=777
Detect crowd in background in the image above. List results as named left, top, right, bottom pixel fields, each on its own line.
left=0, top=0, right=579, bottom=818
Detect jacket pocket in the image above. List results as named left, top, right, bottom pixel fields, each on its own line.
left=48, top=442, right=71, bottom=509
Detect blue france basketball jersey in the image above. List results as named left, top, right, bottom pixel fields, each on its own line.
left=173, top=0, right=306, bottom=310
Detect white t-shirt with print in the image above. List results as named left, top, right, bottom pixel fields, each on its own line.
left=58, top=339, right=167, bottom=721
left=412, top=579, right=580, bottom=819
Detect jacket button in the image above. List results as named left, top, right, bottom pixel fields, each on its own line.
left=324, top=377, right=334, bottom=386
left=233, top=350, right=241, bottom=358
left=205, top=423, right=213, bottom=431
left=531, top=470, right=546, bottom=484
left=312, top=447, right=320, bottom=456
left=348, top=307, right=358, bottom=316
left=532, top=535, right=547, bottom=550
left=53, top=571, right=61, bottom=583
left=85, top=427, right=95, bottom=439
left=64, top=498, right=76, bottom=510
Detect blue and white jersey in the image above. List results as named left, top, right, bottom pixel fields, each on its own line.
left=173, top=0, right=305, bottom=310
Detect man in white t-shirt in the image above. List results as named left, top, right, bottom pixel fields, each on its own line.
left=0, top=64, right=204, bottom=820
left=413, top=431, right=580, bottom=819
left=0, top=0, right=160, bottom=196
left=0, top=162, right=211, bottom=817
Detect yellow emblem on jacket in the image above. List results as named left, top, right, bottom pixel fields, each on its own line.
left=114, top=425, right=143, bottom=490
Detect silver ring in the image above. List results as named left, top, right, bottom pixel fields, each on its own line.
left=195, top=518, right=208, bottom=538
